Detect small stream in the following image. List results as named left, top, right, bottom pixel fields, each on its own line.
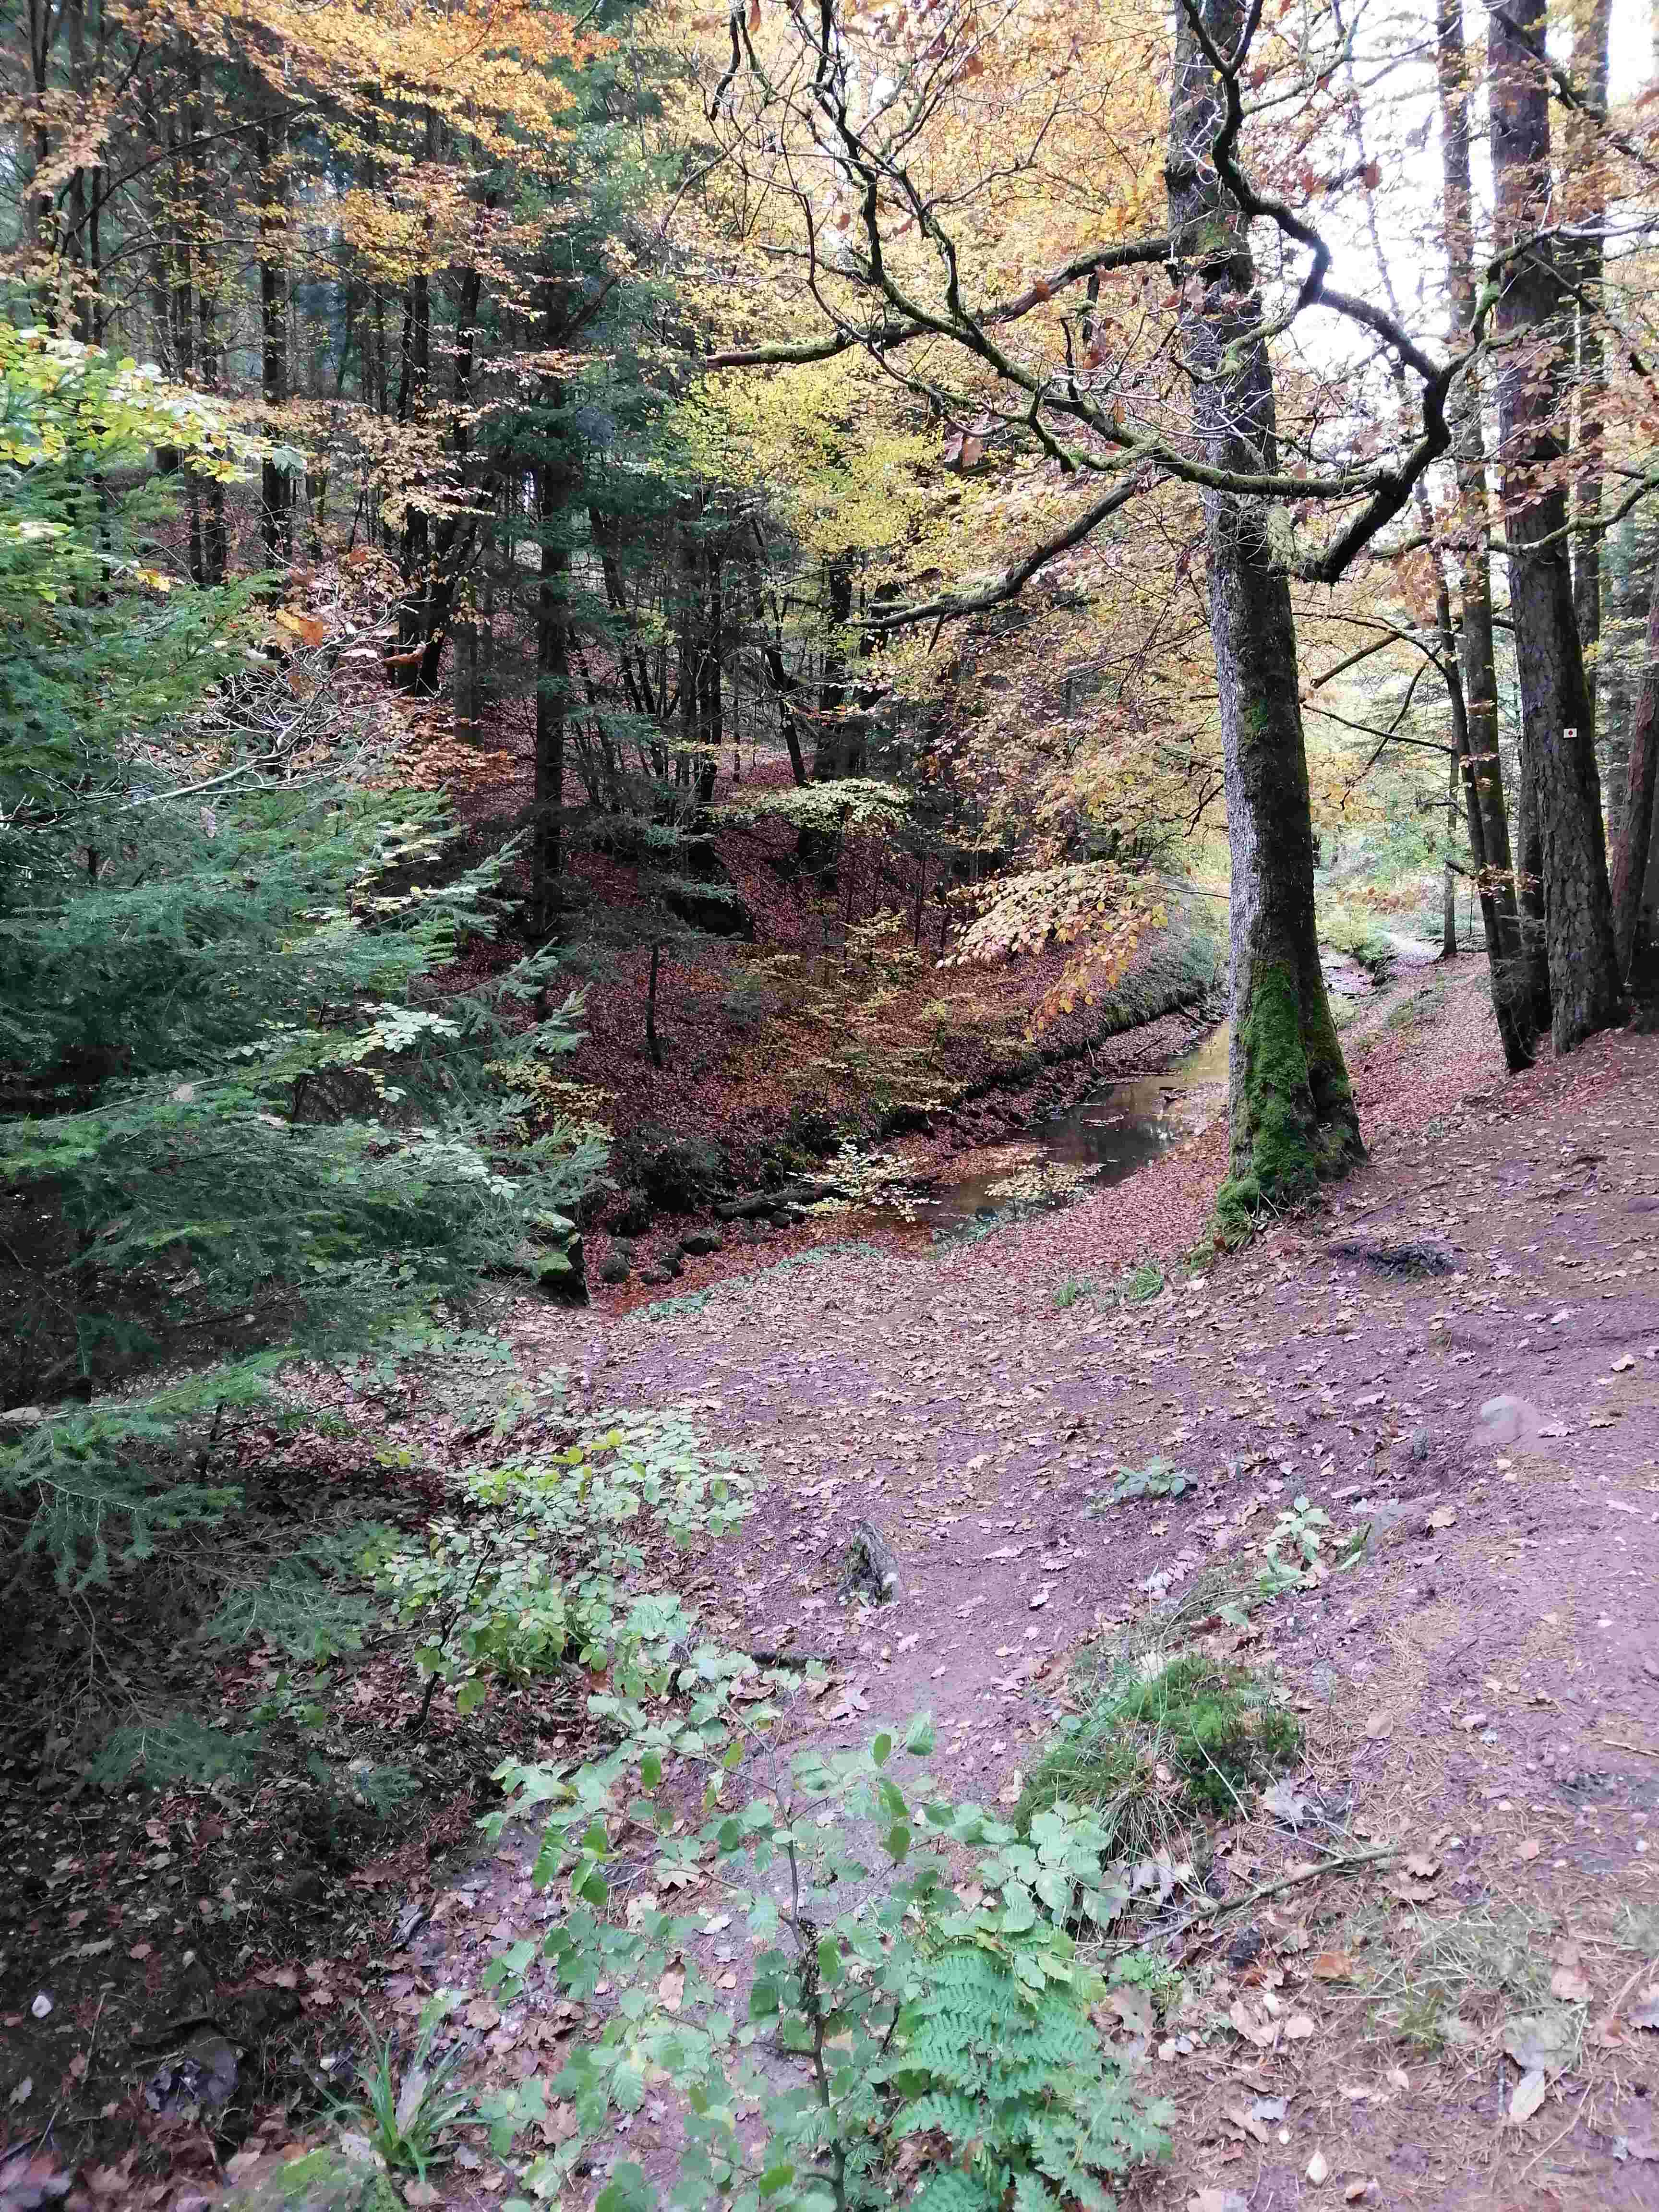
left=923, top=1019, right=1232, bottom=1230
left=915, top=933, right=1418, bottom=1231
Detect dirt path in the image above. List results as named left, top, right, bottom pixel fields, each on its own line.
left=416, top=963, right=1659, bottom=2211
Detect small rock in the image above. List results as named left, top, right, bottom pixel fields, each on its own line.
left=678, top=1230, right=724, bottom=1257
left=144, top=2036, right=238, bottom=2115
left=1227, top=1925, right=1264, bottom=1968
left=1475, top=1395, right=1551, bottom=1454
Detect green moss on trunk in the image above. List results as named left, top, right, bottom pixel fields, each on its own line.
left=1214, top=962, right=1361, bottom=1242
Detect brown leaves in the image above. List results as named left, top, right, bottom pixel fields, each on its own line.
left=1310, top=1951, right=1358, bottom=1982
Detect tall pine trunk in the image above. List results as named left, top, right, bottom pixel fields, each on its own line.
left=1611, top=561, right=1659, bottom=976
left=1568, top=0, right=1611, bottom=736
left=257, top=114, right=293, bottom=570
left=1435, top=0, right=1539, bottom=1064
left=532, top=414, right=570, bottom=938
left=1168, top=0, right=1360, bottom=1236
left=1489, top=0, right=1623, bottom=1049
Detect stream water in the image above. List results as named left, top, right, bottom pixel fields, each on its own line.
left=922, top=1019, right=1233, bottom=1229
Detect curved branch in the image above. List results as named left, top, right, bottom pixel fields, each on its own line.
left=863, top=469, right=1154, bottom=633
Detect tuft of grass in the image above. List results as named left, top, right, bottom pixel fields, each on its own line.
left=1018, top=1651, right=1302, bottom=1844
left=1363, top=1902, right=1556, bottom=2054
left=1120, top=1259, right=1166, bottom=1304
left=326, top=1996, right=471, bottom=2184
left=1053, top=1273, right=1099, bottom=1310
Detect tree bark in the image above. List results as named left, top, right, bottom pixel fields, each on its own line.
left=1435, top=0, right=1541, bottom=1063
left=532, top=416, right=570, bottom=938
left=1568, top=0, right=1611, bottom=738
left=1611, top=560, right=1659, bottom=976
left=1168, top=0, right=1361, bottom=1234
left=1489, top=0, right=1623, bottom=1049
left=256, top=114, right=293, bottom=570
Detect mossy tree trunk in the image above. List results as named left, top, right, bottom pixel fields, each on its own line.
left=1167, top=0, right=1361, bottom=1236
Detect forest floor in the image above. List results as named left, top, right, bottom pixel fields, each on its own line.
left=421, top=954, right=1659, bottom=2212
left=6, top=953, right=1658, bottom=2212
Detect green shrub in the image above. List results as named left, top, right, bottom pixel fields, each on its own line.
left=489, top=1724, right=1172, bottom=2211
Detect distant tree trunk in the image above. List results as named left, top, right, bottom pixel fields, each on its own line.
left=1443, top=738, right=1458, bottom=956
left=1568, top=0, right=1611, bottom=740
left=645, top=941, right=663, bottom=1068
left=812, top=555, right=865, bottom=780
left=1435, top=0, right=1540, bottom=1063
left=1611, top=561, right=1659, bottom=976
left=1169, top=0, right=1361, bottom=1231
left=191, top=64, right=226, bottom=588
left=257, top=115, right=293, bottom=570
left=1489, top=0, right=1623, bottom=1050
left=697, top=547, right=722, bottom=805
left=532, top=419, right=570, bottom=938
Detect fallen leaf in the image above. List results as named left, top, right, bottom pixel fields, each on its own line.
left=464, top=1997, right=500, bottom=2032
left=1628, top=1986, right=1659, bottom=2030
left=1187, top=2193, right=1250, bottom=2212
left=1228, top=1997, right=1274, bottom=2048
left=1384, top=1870, right=1439, bottom=1904
left=1503, top=2012, right=1575, bottom=2072
left=1363, top=1710, right=1394, bottom=1740
left=1262, top=1779, right=1309, bottom=1826
left=1285, top=2013, right=1316, bottom=2039
left=1516, top=1838, right=1541, bottom=1861
left=658, top=1964, right=685, bottom=2013
left=8, top=2078, right=31, bottom=2107
left=1345, top=2183, right=1374, bottom=2203
left=1223, top=2100, right=1269, bottom=2145
left=1386, top=2065, right=1409, bottom=2089
left=1103, top=1985, right=1154, bottom=2037
left=1550, top=1964, right=1592, bottom=2005
left=1310, top=1952, right=1358, bottom=1983
left=1403, top=1851, right=1440, bottom=1879
left=1509, top=2068, right=1547, bottom=2124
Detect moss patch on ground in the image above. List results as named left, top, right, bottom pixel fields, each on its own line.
left=1017, top=1651, right=1302, bottom=1852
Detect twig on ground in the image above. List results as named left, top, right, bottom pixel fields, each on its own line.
left=1109, top=1842, right=1400, bottom=1960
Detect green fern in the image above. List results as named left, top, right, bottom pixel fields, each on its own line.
left=891, top=1947, right=1159, bottom=2211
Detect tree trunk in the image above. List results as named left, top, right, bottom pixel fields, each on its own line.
left=1611, top=560, right=1659, bottom=976
left=257, top=114, right=293, bottom=570
left=1568, top=0, right=1611, bottom=739
left=812, top=555, right=864, bottom=780
left=1168, top=0, right=1361, bottom=1235
left=1489, top=0, right=1623, bottom=1049
left=1435, top=0, right=1541, bottom=1062
left=532, top=423, right=570, bottom=937
left=1443, top=738, right=1458, bottom=957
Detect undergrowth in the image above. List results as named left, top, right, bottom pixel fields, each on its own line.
left=1017, top=1652, right=1302, bottom=1839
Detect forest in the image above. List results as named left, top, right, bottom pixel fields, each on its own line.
left=3, top=0, right=1659, bottom=2205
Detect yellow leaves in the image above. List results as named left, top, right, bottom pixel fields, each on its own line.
left=244, top=0, right=610, bottom=155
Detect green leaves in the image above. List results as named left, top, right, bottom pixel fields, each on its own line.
left=523, top=1713, right=1168, bottom=2212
